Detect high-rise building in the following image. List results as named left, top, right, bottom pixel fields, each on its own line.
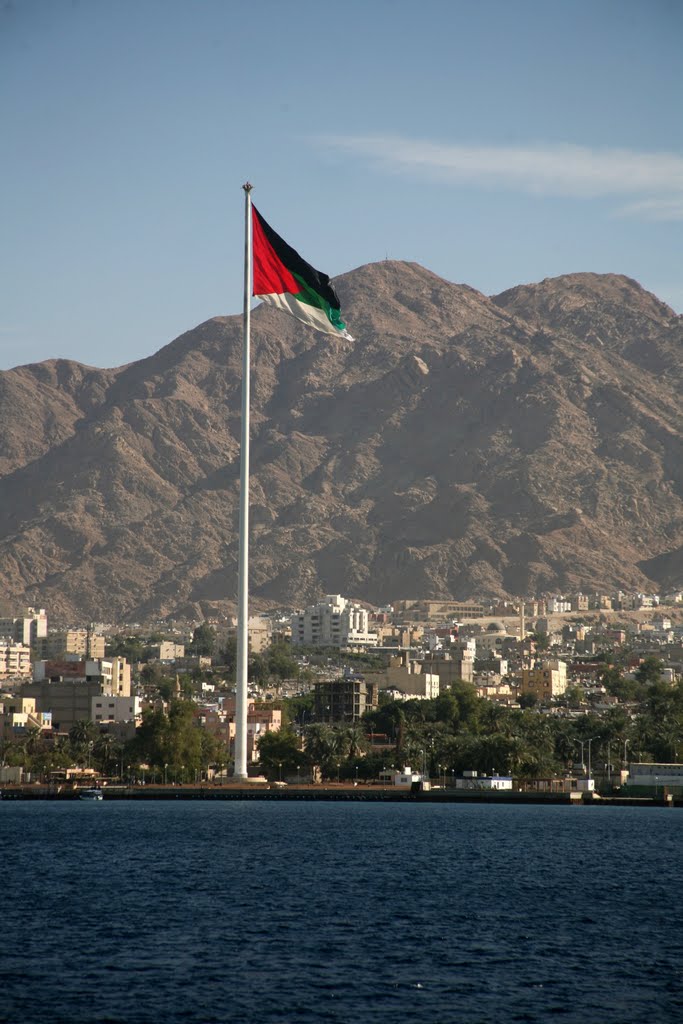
left=291, top=595, right=376, bottom=648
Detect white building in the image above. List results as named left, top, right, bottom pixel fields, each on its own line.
left=0, top=641, right=32, bottom=679
left=379, top=766, right=424, bottom=788
left=455, top=771, right=513, bottom=790
left=291, top=595, right=377, bottom=649
left=91, top=695, right=141, bottom=725
left=0, top=607, right=48, bottom=647
left=627, top=763, right=683, bottom=790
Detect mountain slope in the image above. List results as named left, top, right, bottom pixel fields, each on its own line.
left=0, top=262, right=681, bottom=621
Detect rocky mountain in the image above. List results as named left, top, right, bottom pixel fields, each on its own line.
left=0, top=262, right=681, bottom=623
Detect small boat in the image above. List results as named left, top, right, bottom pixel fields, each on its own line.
left=78, top=788, right=103, bottom=801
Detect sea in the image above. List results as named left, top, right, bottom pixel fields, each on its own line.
left=1, top=801, right=681, bottom=1024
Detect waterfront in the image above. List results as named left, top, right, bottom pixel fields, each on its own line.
left=2, top=802, right=681, bottom=1024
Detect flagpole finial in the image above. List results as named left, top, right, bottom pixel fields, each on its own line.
left=242, top=181, right=253, bottom=193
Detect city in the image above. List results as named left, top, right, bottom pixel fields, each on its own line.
left=2, top=588, right=682, bottom=803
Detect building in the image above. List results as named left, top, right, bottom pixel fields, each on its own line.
left=91, top=695, right=141, bottom=726
left=374, top=654, right=440, bottom=700
left=454, top=771, right=513, bottom=790
left=520, top=660, right=568, bottom=700
left=0, top=695, right=52, bottom=740
left=474, top=625, right=511, bottom=656
left=626, top=763, right=683, bottom=792
left=392, top=600, right=485, bottom=623
left=291, top=595, right=377, bottom=649
left=546, top=596, right=571, bottom=614
left=379, top=766, right=424, bottom=788
left=43, top=630, right=106, bottom=660
left=0, top=607, right=48, bottom=647
left=20, top=679, right=104, bottom=733
left=418, top=644, right=475, bottom=685
left=0, top=641, right=32, bottom=679
left=151, top=641, right=186, bottom=661
left=22, top=657, right=132, bottom=733
left=199, top=699, right=283, bottom=763
left=314, top=676, right=379, bottom=722
left=217, top=615, right=273, bottom=655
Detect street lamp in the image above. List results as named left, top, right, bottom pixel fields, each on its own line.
left=278, top=761, right=282, bottom=783
left=576, top=739, right=596, bottom=777
left=164, top=763, right=168, bottom=786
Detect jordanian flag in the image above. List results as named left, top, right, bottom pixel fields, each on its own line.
left=252, top=205, right=353, bottom=340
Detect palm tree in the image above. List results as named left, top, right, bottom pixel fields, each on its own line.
left=342, top=724, right=368, bottom=759
left=304, top=723, right=339, bottom=764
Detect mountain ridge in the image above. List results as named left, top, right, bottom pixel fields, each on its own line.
left=1, top=261, right=681, bottom=622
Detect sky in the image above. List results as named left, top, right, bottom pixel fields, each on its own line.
left=1, top=0, right=682, bottom=370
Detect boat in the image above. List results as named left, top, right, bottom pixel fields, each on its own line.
left=78, top=788, right=103, bottom=801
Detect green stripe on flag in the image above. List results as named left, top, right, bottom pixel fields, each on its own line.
left=292, top=273, right=349, bottom=334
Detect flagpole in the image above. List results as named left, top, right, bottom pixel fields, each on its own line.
left=233, top=181, right=253, bottom=780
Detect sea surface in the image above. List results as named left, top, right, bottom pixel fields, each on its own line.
left=1, top=801, right=681, bottom=1024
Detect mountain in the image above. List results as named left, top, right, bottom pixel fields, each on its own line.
left=0, top=262, right=681, bottom=623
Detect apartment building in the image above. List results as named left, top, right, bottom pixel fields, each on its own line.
left=0, top=607, right=48, bottom=647
left=22, top=656, right=132, bottom=733
left=520, top=659, right=568, bottom=700
left=291, top=596, right=377, bottom=649
left=0, top=641, right=32, bottom=679
left=43, top=630, right=106, bottom=660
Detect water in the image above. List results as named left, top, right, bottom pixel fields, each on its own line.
left=1, top=802, right=681, bottom=1024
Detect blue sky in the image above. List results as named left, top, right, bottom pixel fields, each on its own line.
left=2, top=0, right=681, bottom=369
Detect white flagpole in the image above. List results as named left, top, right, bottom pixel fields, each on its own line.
left=233, top=181, right=253, bottom=780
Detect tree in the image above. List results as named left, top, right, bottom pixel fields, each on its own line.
left=190, top=623, right=216, bottom=657
left=563, top=685, right=584, bottom=709
left=635, top=657, right=664, bottom=687
left=600, top=665, right=640, bottom=702
left=106, top=634, right=145, bottom=663
left=304, top=723, right=342, bottom=775
left=219, top=636, right=237, bottom=673
left=69, top=720, right=98, bottom=765
left=257, top=729, right=307, bottom=781
left=532, top=631, right=550, bottom=652
left=266, top=642, right=299, bottom=683
left=518, top=692, right=538, bottom=709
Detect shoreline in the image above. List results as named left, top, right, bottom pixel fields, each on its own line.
left=1, top=784, right=678, bottom=807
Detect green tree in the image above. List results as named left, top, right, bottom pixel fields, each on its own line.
left=106, top=634, right=145, bottom=663
left=257, top=729, right=307, bottom=781
left=69, top=720, right=98, bottom=765
left=635, top=657, right=664, bottom=687
left=190, top=623, right=216, bottom=657
left=266, top=642, right=299, bottom=682
left=518, top=692, right=538, bottom=709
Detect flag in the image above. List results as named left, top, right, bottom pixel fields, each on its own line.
left=252, top=204, right=353, bottom=340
